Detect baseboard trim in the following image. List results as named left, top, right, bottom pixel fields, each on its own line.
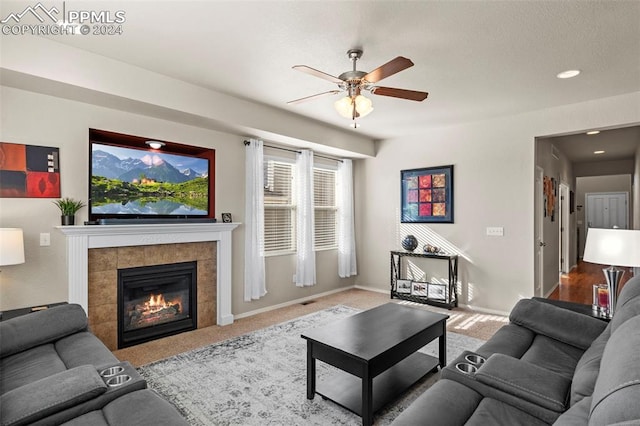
left=233, top=286, right=355, bottom=320
left=353, top=285, right=388, bottom=295
left=544, top=282, right=559, bottom=298
left=458, top=304, right=510, bottom=317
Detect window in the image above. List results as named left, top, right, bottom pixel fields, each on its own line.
left=264, top=160, right=295, bottom=253
left=314, top=168, right=337, bottom=250
left=263, top=158, right=338, bottom=254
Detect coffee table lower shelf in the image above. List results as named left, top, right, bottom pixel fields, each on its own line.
left=316, top=351, right=439, bottom=416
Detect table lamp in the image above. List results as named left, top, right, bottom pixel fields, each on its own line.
left=583, top=228, right=640, bottom=317
left=0, top=228, right=25, bottom=268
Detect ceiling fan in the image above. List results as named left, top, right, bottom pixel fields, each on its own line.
left=288, top=49, right=428, bottom=126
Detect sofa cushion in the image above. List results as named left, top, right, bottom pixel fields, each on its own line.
left=0, top=365, right=107, bottom=426
left=0, top=304, right=87, bottom=358
left=520, top=334, right=584, bottom=379
left=570, top=324, right=611, bottom=406
left=55, top=332, right=119, bottom=369
left=475, top=324, right=535, bottom=359
left=0, top=344, right=67, bottom=394
left=465, top=398, right=548, bottom=426
left=589, top=316, right=640, bottom=425
left=509, top=299, right=607, bottom=350
left=59, top=389, right=188, bottom=426
left=553, top=396, right=592, bottom=425
left=391, top=378, right=549, bottom=426
left=392, top=379, right=483, bottom=426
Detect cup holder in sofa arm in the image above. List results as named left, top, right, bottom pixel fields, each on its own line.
left=455, top=363, right=478, bottom=374
left=474, top=353, right=571, bottom=413
left=100, top=366, right=125, bottom=378
left=105, top=375, right=132, bottom=387
left=465, top=354, right=486, bottom=366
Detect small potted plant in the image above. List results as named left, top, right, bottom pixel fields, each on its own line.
left=53, top=198, right=86, bottom=225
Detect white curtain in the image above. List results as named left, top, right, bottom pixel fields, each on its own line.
left=295, top=149, right=316, bottom=287
left=244, top=139, right=267, bottom=301
left=337, top=159, right=357, bottom=277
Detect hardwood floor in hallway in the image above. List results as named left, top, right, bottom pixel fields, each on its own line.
left=548, top=260, right=633, bottom=305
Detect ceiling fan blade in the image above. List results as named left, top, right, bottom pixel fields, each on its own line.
left=363, top=56, right=414, bottom=84
left=370, top=86, right=429, bottom=101
left=292, top=65, right=343, bottom=84
left=287, top=90, right=342, bottom=105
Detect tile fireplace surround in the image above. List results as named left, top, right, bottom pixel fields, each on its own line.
left=57, top=223, right=239, bottom=348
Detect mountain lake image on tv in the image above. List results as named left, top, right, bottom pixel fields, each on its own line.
left=90, top=143, right=209, bottom=217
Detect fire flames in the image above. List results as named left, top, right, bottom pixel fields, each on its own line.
left=143, top=293, right=181, bottom=314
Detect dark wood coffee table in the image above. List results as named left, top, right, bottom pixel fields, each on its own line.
left=301, top=303, right=449, bottom=426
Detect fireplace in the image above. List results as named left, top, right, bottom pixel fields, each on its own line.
left=118, top=261, right=197, bottom=348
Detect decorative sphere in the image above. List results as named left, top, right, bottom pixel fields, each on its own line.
left=401, top=235, right=418, bottom=252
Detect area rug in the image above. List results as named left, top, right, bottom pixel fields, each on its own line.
left=139, top=305, right=485, bottom=425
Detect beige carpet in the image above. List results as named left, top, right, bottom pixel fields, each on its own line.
left=114, top=288, right=508, bottom=367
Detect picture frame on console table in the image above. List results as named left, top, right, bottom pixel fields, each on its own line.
left=401, top=165, right=453, bottom=223
left=396, top=279, right=412, bottom=294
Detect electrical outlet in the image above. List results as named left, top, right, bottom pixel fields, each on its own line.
left=486, top=227, right=504, bottom=237
left=292, top=274, right=297, bottom=283
left=40, top=233, right=51, bottom=246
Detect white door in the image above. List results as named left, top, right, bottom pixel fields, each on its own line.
left=535, top=167, right=545, bottom=297
left=586, top=192, right=628, bottom=230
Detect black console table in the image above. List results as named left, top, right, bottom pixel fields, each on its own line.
left=390, top=251, right=458, bottom=309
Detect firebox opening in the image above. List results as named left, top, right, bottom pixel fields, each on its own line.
left=118, top=261, right=197, bottom=349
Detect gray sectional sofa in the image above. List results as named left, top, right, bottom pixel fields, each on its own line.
left=0, top=303, right=188, bottom=426
left=393, top=275, right=640, bottom=425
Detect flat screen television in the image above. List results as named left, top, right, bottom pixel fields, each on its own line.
left=88, top=129, right=215, bottom=222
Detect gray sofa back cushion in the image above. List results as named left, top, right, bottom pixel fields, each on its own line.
left=509, top=299, right=606, bottom=350
left=589, top=315, right=640, bottom=425
left=569, top=324, right=611, bottom=406
left=611, top=277, right=640, bottom=333
left=0, top=305, right=88, bottom=358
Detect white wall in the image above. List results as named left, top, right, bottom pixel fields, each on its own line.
left=0, top=86, right=355, bottom=313
left=354, top=92, right=640, bottom=313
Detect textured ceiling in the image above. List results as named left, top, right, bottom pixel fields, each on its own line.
left=3, top=1, right=640, bottom=153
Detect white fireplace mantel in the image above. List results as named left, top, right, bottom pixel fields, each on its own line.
left=56, top=223, right=239, bottom=326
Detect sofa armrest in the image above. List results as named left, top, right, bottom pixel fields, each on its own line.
left=509, top=298, right=606, bottom=349
left=475, top=353, right=571, bottom=412
left=0, top=365, right=107, bottom=426
left=0, top=304, right=88, bottom=358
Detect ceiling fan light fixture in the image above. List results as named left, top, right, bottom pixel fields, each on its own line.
left=354, top=95, right=373, bottom=117
left=334, top=95, right=373, bottom=119
left=334, top=96, right=354, bottom=119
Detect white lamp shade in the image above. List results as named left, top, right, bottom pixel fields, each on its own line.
left=0, top=228, right=25, bottom=266
left=583, top=228, right=640, bottom=267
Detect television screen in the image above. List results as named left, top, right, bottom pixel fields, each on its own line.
left=90, top=142, right=209, bottom=218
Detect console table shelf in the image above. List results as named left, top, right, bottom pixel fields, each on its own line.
left=390, top=250, right=458, bottom=309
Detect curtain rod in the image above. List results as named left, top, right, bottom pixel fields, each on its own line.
left=244, top=140, right=343, bottom=163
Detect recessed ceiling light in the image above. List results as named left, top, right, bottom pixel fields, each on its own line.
left=557, top=70, right=581, bottom=79
left=145, top=141, right=165, bottom=149
left=587, top=130, right=600, bottom=135
left=594, top=150, right=605, bottom=155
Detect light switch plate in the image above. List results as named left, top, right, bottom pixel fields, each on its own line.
left=40, top=232, right=51, bottom=246
left=486, top=227, right=504, bottom=237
